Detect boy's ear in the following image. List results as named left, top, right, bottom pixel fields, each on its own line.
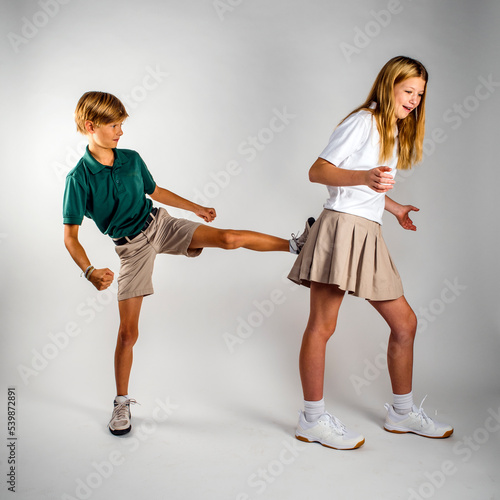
left=84, top=120, right=96, bottom=134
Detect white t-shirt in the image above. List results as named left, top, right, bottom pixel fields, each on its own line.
left=319, top=107, right=398, bottom=225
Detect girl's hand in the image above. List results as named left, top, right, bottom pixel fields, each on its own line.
left=396, top=205, right=419, bottom=231
left=88, top=268, right=114, bottom=291
left=365, top=166, right=395, bottom=193
left=196, top=206, right=216, bottom=223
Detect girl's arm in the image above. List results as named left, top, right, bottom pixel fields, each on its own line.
left=149, top=186, right=216, bottom=223
left=309, top=158, right=395, bottom=193
left=385, top=196, right=419, bottom=231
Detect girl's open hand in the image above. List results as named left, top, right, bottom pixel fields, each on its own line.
left=396, top=205, right=419, bottom=231
left=365, top=166, right=395, bottom=193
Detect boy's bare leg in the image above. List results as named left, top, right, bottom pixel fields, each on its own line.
left=189, top=225, right=289, bottom=252
left=115, top=296, right=143, bottom=395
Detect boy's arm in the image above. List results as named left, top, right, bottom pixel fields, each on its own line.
left=149, top=186, right=216, bottom=223
left=385, top=196, right=419, bottom=231
left=64, top=224, right=114, bottom=290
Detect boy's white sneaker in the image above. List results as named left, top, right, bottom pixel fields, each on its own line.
left=108, top=396, right=137, bottom=436
left=384, top=399, right=453, bottom=439
left=290, top=217, right=315, bottom=254
left=295, top=411, right=365, bottom=450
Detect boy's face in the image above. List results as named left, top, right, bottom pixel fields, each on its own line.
left=87, top=121, right=124, bottom=149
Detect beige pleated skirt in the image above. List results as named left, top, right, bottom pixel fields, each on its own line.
left=288, top=210, right=403, bottom=301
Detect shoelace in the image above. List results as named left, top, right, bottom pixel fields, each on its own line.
left=412, top=395, right=432, bottom=425
left=290, top=231, right=300, bottom=248
left=109, top=398, right=138, bottom=424
left=323, top=412, right=347, bottom=435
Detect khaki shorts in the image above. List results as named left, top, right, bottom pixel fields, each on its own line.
left=115, top=207, right=202, bottom=301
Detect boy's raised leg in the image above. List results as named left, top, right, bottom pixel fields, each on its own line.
left=189, top=225, right=289, bottom=252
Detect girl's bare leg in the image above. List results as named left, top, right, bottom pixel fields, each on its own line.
left=369, top=295, right=417, bottom=395
left=299, top=282, right=345, bottom=401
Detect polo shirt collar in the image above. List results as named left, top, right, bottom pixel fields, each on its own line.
left=84, top=146, right=124, bottom=174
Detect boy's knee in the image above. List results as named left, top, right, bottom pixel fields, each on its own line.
left=117, top=324, right=139, bottom=347
left=219, top=230, right=241, bottom=250
left=405, top=309, right=417, bottom=337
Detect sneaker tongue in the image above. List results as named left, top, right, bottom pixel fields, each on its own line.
left=115, top=396, right=129, bottom=404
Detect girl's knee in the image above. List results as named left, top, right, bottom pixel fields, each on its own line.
left=305, top=322, right=337, bottom=343
left=393, top=311, right=417, bottom=344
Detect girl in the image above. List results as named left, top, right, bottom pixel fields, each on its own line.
left=288, top=56, right=453, bottom=450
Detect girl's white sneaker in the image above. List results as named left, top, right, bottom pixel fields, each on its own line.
left=295, top=411, right=365, bottom=450
left=384, top=398, right=453, bottom=439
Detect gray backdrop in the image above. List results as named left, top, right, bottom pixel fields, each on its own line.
left=1, top=0, right=499, bottom=499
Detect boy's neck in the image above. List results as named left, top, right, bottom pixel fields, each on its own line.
left=88, top=143, right=115, bottom=166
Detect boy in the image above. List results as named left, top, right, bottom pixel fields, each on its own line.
left=63, top=91, right=312, bottom=435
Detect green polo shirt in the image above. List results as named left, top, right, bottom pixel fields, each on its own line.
left=63, top=146, right=157, bottom=239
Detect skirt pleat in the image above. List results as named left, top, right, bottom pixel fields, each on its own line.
left=288, top=210, right=403, bottom=301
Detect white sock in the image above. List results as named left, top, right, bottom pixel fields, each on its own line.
left=393, top=391, right=413, bottom=415
left=304, top=398, right=325, bottom=422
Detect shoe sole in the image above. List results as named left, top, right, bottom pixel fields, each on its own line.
left=295, top=434, right=365, bottom=450
left=384, top=426, right=453, bottom=439
left=109, top=425, right=132, bottom=436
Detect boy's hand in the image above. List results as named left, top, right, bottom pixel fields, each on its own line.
left=88, top=268, right=114, bottom=291
left=395, top=205, right=419, bottom=231
left=196, top=206, right=216, bottom=223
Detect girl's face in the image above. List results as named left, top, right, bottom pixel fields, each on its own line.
left=393, top=77, right=426, bottom=120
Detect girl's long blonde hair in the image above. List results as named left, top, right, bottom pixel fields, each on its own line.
left=344, top=56, right=428, bottom=170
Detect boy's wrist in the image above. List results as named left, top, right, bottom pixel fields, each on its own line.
left=191, top=202, right=202, bottom=213
left=81, top=265, right=95, bottom=280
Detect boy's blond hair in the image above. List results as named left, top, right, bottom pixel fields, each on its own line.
left=75, top=91, right=129, bottom=134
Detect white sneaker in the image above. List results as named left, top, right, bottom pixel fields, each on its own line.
left=108, top=396, right=138, bottom=436
left=290, top=217, right=315, bottom=254
left=384, top=398, right=453, bottom=439
left=295, top=411, right=365, bottom=450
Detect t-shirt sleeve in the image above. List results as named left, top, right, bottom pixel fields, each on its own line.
left=138, top=154, right=156, bottom=195
left=319, top=112, right=372, bottom=167
left=62, top=174, right=87, bottom=225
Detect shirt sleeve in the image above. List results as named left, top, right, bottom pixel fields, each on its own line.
left=138, top=154, right=156, bottom=195
left=62, top=174, right=87, bottom=225
left=319, top=111, right=372, bottom=167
